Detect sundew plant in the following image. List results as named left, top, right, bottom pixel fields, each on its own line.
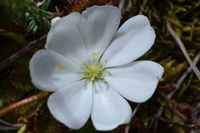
left=0, top=0, right=200, bottom=133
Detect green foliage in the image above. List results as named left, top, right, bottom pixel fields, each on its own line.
left=41, top=0, right=52, bottom=10
left=0, top=0, right=200, bottom=133
left=0, top=0, right=55, bottom=33
left=17, top=125, right=27, bottom=133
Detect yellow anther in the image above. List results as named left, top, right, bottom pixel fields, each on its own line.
left=81, top=61, right=105, bottom=81
left=91, top=52, right=100, bottom=56
left=56, top=64, right=64, bottom=71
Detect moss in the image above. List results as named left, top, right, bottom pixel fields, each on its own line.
left=0, top=0, right=200, bottom=132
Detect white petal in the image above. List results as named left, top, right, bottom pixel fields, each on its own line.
left=91, top=81, right=132, bottom=131
left=102, top=15, right=156, bottom=67
left=45, top=12, right=89, bottom=64
left=47, top=80, right=93, bottom=129
left=51, top=17, right=61, bottom=26
left=105, top=61, right=164, bottom=103
left=80, top=5, right=121, bottom=55
left=29, top=49, right=81, bottom=92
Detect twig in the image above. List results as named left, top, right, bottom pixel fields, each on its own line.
left=153, top=52, right=200, bottom=130
left=168, top=52, right=200, bottom=98
left=0, top=119, right=22, bottom=131
left=118, top=0, right=125, bottom=11
left=0, top=119, right=22, bottom=127
left=55, top=6, right=61, bottom=16
left=160, top=117, right=195, bottom=128
left=124, top=104, right=141, bottom=133
left=0, top=92, right=49, bottom=117
left=159, top=92, right=187, bottom=121
left=167, top=22, right=200, bottom=80
left=139, top=0, right=148, bottom=14
left=0, top=125, right=21, bottom=131
left=0, top=35, right=47, bottom=71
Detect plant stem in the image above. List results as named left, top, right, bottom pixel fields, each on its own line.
left=118, top=0, right=125, bottom=11
left=124, top=104, right=141, bottom=133
left=167, top=22, right=200, bottom=80
left=0, top=35, right=47, bottom=71
left=0, top=92, right=50, bottom=117
left=153, top=52, right=200, bottom=130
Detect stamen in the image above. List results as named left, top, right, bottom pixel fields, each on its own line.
left=56, top=64, right=64, bottom=71
left=81, top=61, right=105, bottom=81
left=91, top=52, right=100, bottom=56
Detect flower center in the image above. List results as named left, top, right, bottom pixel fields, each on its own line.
left=81, top=61, right=105, bottom=81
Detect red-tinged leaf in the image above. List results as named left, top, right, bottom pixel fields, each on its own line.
left=66, top=0, right=118, bottom=12
left=160, top=85, right=176, bottom=95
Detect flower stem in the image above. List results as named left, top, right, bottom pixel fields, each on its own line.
left=167, top=22, right=200, bottom=80
left=0, top=35, right=46, bottom=71
left=0, top=92, right=50, bottom=117
left=124, top=104, right=141, bottom=133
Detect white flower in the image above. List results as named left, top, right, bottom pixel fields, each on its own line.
left=29, top=5, right=164, bottom=131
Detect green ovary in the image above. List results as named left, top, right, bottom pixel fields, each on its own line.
left=81, top=62, right=105, bottom=81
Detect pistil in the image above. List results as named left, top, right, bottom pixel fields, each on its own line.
left=81, top=61, right=105, bottom=81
